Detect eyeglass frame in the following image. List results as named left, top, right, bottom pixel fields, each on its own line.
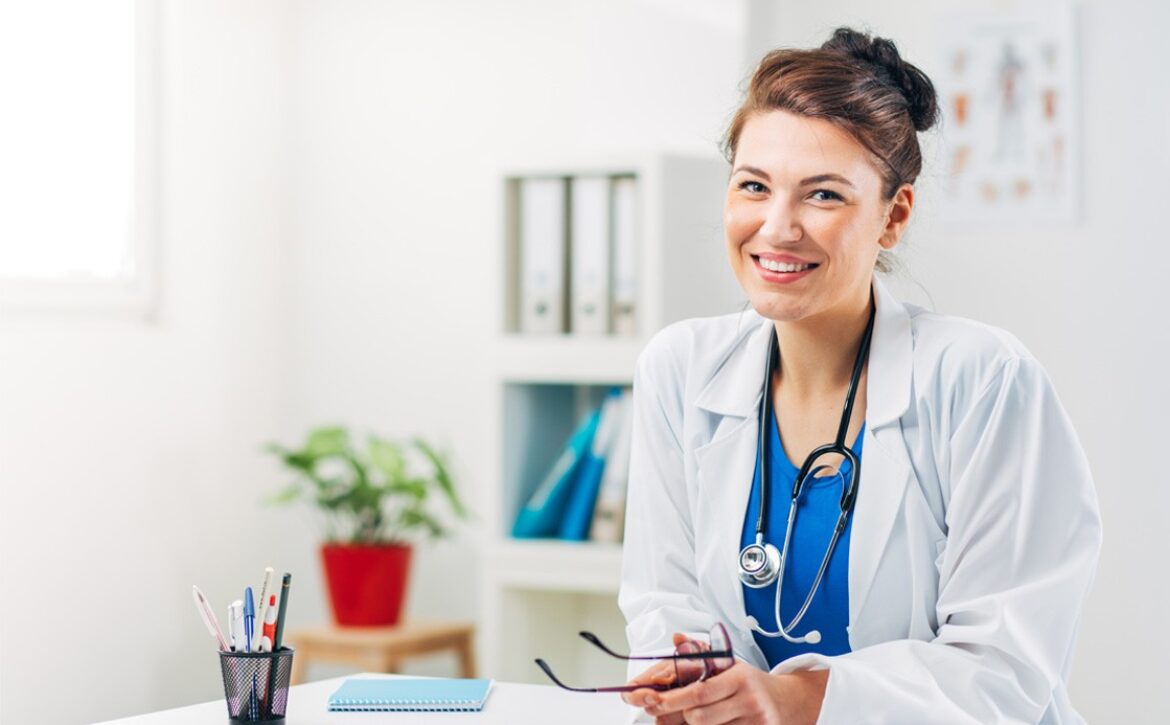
left=534, top=623, right=735, bottom=693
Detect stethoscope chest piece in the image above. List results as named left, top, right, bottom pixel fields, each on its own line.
left=738, top=539, right=781, bottom=588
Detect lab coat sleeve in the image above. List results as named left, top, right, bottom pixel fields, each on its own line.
left=772, top=356, right=1102, bottom=724
left=618, top=335, right=718, bottom=682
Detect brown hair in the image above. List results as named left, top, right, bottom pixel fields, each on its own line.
left=723, top=27, right=940, bottom=274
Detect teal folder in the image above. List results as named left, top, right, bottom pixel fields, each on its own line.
left=559, top=388, right=623, bottom=540
left=511, top=409, right=601, bottom=538
left=327, top=677, right=492, bottom=712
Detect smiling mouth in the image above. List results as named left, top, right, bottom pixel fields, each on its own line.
left=751, top=255, right=820, bottom=273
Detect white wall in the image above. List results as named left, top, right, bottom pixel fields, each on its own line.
left=749, top=0, right=1169, bottom=721
left=0, top=2, right=304, bottom=723
left=283, top=0, right=746, bottom=676
left=0, top=1, right=746, bottom=722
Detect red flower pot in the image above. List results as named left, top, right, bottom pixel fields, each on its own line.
left=320, top=542, right=412, bottom=626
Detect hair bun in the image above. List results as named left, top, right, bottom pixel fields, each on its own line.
left=821, top=26, right=939, bottom=132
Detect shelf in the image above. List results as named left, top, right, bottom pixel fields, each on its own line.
left=484, top=539, right=624, bottom=594
left=495, top=335, right=645, bottom=384
left=481, top=151, right=739, bottom=682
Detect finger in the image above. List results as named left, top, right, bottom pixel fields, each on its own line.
left=622, top=660, right=677, bottom=704
left=633, top=659, right=675, bottom=684
left=655, top=714, right=686, bottom=725
left=683, top=693, right=747, bottom=725
left=673, top=631, right=711, bottom=652
left=653, top=664, right=741, bottom=714
left=627, top=686, right=667, bottom=709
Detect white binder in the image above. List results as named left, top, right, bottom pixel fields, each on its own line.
left=519, top=177, right=567, bottom=334
left=610, top=176, right=639, bottom=337
left=570, top=176, right=611, bottom=335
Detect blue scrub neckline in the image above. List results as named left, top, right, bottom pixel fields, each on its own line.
left=770, top=408, right=865, bottom=489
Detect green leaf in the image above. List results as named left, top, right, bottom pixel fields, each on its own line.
left=413, top=438, right=465, bottom=517
left=397, top=507, right=446, bottom=539
left=368, top=436, right=407, bottom=481
left=267, top=482, right=303, bottom=505
left=306, top=426, right=350, bottom=457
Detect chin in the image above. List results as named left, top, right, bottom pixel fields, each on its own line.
left=748, top=295, right=814, bottom=322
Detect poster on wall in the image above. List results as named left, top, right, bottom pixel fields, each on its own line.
left=934, top=1, right=1079, bottom=225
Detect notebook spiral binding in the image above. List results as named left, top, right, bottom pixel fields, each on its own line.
left=331, top=696, right=479, bottom=712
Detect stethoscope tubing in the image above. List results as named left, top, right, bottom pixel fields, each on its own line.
left=745, top=284, right=876, bottom=642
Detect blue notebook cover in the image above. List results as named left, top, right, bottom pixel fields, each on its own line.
left=327, top=677, right=493, bottom=712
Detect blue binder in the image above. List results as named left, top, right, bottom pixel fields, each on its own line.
left=559, top=388, right=623, bottom=540
left=511, top=409, right=601, bottom=538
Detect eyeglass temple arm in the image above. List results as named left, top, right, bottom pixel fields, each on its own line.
left=579, top=631, right=660, bottom=660
left=534, top=658, right=671, bottom=693
left=578, top=631, right=733, bottom=661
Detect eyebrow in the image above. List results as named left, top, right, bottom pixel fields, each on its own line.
left=732, top=165, right=856, bottom=189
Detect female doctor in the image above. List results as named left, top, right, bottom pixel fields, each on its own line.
left=617, top=27, right=1101, bottom=725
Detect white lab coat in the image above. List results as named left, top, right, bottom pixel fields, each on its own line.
left=618, top=274, right=1102, bottom=724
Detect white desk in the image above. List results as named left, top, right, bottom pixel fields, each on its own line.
left=95, top=673, right=638, bottom=724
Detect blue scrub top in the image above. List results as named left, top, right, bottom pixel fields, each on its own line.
left=740, top=407, right=864, bottom=669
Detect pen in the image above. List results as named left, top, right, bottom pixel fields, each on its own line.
left=273, top=572, right=292, bottom=651
left=244, top=587, right=255, bottom=653
left=260, top=595, right=278, bottom=652
left=255, top=567, right=274, bottom=644
left=228, top=600, right=244, bottom=652
left=266, top=572, right=292, bottom=720
left=191, top=585, right=229, bottom=651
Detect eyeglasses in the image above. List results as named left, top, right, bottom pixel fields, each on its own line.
left=534, top=623, right=734, bottom=693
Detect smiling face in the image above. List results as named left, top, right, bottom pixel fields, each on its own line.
left=724, top=109, right=912, bottom=325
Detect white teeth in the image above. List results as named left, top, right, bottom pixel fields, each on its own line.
left=758, top=258, right=814, bottom=273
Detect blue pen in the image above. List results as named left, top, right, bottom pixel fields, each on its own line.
left=243, top=587, right=255, bottom=653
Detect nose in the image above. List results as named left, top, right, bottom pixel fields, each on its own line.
left=757, top=197, right=802, bottom=244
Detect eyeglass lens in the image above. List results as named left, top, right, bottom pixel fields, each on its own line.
left=672, top=624, right=734, bottom=686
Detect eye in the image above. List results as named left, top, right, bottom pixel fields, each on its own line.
left=737, top=179, right=767, bottom=194
left=810, top=189, right=843, bottom=202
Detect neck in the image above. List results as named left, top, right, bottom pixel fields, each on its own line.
left=773, top=284, right=873, bottom=400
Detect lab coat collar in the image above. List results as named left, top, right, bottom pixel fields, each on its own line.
left=693, top=274, right=913, bottom=429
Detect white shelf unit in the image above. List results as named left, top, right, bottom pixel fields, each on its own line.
left=481, top=152, right=741, bottom=687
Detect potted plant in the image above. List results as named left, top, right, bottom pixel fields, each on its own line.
left=265, top=425, right=466, bottom=626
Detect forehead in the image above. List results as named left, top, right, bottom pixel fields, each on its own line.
left=735, top=109, right=881, bottom=184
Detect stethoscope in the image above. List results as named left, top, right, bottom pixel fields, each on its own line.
left=738, top=285, right=876, bottom=645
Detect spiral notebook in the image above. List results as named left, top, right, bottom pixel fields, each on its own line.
left=327, top=677, right=493, bottom=712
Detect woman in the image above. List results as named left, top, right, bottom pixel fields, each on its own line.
left=618, top=27, right=1101, bottom=724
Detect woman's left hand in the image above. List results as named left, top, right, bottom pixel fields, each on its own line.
left=641, top=662, right=828, bottom=725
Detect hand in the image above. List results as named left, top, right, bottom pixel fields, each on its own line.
left=641, top=661, right=828, bottom=725
left=620, top=633, right=697, bottom=709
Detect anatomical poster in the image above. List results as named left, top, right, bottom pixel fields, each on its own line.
left=934, top=2, right=1079, bottom=225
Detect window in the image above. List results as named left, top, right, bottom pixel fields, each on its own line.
left=0, top=0, right=158, bottom=315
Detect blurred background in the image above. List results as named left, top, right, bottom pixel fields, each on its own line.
left=0, top=0, right=1166, bottom=723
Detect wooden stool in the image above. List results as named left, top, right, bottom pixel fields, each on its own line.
left=287, top=621, right=476, bottom=685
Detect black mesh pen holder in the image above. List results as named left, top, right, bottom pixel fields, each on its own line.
left=218, top=647, right=295, bottom=724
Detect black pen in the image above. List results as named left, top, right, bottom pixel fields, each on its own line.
left=266, top=572, right=292, bottom=719
left=273, top=572, right=292, bottom=650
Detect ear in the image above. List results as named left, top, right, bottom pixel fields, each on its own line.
left=879, top=184, right=914, bottom=250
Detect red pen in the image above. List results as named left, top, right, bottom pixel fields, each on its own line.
left=260, top=595, right=278, bottom=652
